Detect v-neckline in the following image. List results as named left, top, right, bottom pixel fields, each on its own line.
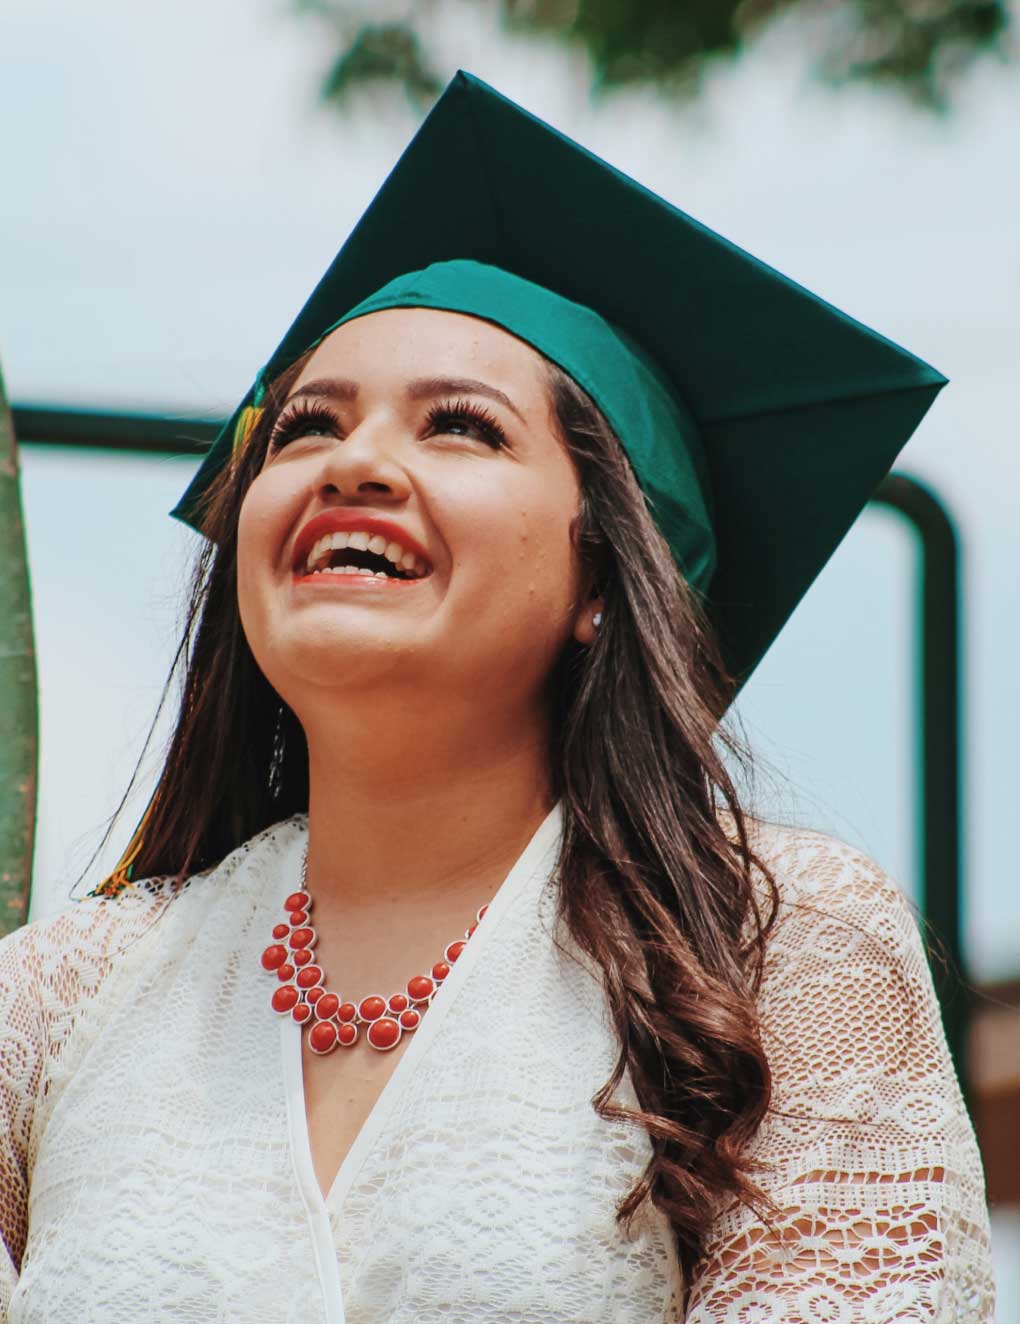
left=279, top=801, right=565, bottom=1220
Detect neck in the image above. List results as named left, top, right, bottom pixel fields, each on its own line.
left=300, top=695, right=556, bottom=916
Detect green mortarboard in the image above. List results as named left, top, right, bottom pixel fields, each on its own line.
left=171, top=70, right=946, bottom=696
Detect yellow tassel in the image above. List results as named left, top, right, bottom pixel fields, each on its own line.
left=232, top=404, right=263, bottom=454
left=88, top=794, right=158, bottom=899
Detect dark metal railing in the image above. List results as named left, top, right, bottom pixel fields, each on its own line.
left=872, top=475, right=968, bottom=1100
left=13, top=403, right=219, bottom=454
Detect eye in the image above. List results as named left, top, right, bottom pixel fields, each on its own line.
left=424, top=398, right=508, bottom=450
left=268, top=400, right=340, bottom=451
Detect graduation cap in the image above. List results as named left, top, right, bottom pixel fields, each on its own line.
left=171, top=70, right=945, bottom=697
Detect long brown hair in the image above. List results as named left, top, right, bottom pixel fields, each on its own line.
left=88, top=346, right=781, bottom=1281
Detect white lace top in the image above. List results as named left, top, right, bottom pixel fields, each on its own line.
left=0, top=805, right=995, bottom=1322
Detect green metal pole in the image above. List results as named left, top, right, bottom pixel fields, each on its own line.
left=0, top=369, right=38, bottom=936
left=874, top=474, right=968, bottom=1104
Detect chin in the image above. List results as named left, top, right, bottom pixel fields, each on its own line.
left=278, top=632, right=421, bottom=691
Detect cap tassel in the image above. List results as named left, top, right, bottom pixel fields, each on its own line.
left=232, top=404, right=263, bottom=454
left=88, top=795, right=158, bottom=899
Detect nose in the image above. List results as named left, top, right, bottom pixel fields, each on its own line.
left=313, top=413, right=412, bottom=505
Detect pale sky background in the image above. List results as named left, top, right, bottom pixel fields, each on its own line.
left=2, top=0, right=1019, bottom=1306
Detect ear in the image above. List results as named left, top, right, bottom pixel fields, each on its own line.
left=573, top=587, right=605, bottom=647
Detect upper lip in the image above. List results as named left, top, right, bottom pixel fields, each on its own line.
left=291, top=510, right=432, bottom=575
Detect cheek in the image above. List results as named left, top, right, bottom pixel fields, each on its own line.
left=235, top=479, right=281, bottom=638
left=445, top=471, right=583, bottom=631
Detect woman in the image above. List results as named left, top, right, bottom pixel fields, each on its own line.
left=0, top=74, right=994, bottom=1322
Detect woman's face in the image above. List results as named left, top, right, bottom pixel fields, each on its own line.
left=236, top=307, right=599, bottom=722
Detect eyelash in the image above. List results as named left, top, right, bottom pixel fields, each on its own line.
left=424, top=398, right=508, bottom=450
left=267, top=398, right=508, bottom=452
left=268, top=401, right=339, bottom=452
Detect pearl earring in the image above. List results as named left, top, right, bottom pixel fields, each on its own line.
left=592, top=611, right=603, bottom=629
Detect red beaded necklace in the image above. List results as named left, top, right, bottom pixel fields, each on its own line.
left=260, top=847, right=489, bottom=1054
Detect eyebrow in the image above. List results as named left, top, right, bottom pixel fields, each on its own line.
left=285, top=375, right=525, bottom=423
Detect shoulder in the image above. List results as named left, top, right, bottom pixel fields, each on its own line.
left=0, top=894, right=168, bottom=1129
left=729, top=811, right=921, bottom=950
left=748, top=816, right=907, bottom=907
left=717, top=810, right=932, bottom=1025
left=727, top=817, right=945, bottom=1072
left=3, top=809, right=310, bottom=963
left=0, top=882, right=176, bottom=1029
left=0, top=810, right=311, bottom=993
left=0, top=812, right=309, bottom=1126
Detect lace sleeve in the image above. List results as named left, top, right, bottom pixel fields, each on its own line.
left=0, top=926, right=43, bottom=1315
left=684, top=829, right=995, bottom=1324
left=0, top=886, right=172, bottom=1319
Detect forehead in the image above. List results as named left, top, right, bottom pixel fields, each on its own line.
left=294, top=307, right=551, bottom=401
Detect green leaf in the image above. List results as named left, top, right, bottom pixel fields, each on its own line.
left=296, top=0, right=1012, bottom=111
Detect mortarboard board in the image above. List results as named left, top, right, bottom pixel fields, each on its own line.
left=170, top=70, right=945, bottom=699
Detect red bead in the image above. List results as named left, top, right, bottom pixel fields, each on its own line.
left=338, top=1002, right=357, bottom=1023
left=399, top=1008, right=421, bottom=1031
left=388, top=993, right=409, bottom=1012
left=296, top=965, right=323, bottom=990
left=306, top=985, right=324, bottom=1005
left=431, top=961, right=450, bottom=983
left=477, top=904, right=488, bottom=921
left=466, top=923, right=478, bottom=938
left=407, top=975, right=434, bottom=1003
left=272, top=923, right=289, bottom=940
left=445, top=940, right=466, bottom=963
left=277, top=964, right=295, bottom=982
left=289, top=927, right=316, bottom=950
left=367, top=1018, right=401, bottom=1050
left=261, top=944, right=288, bottom=972
left=293, top=949, right=313, bottom=967
left=309, top=1021, right=338, bottom=1054
left=285, top=891, right=311, bottom=913
left=293, top=1002, right=312, bottom=1024
left=358, top=995, right=386, bottom=1022
left=271, top=985, right=300, bottom=1014
left=315, top=992, right=340, bottom=1020
left=289, top=909, right=308, bottom=927
left=337, top=1022, right=358, bottom=1046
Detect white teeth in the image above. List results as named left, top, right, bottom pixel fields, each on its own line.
left=308, top=534, right=331, bottom=570
left=302, top=527, right=431, bottom=577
